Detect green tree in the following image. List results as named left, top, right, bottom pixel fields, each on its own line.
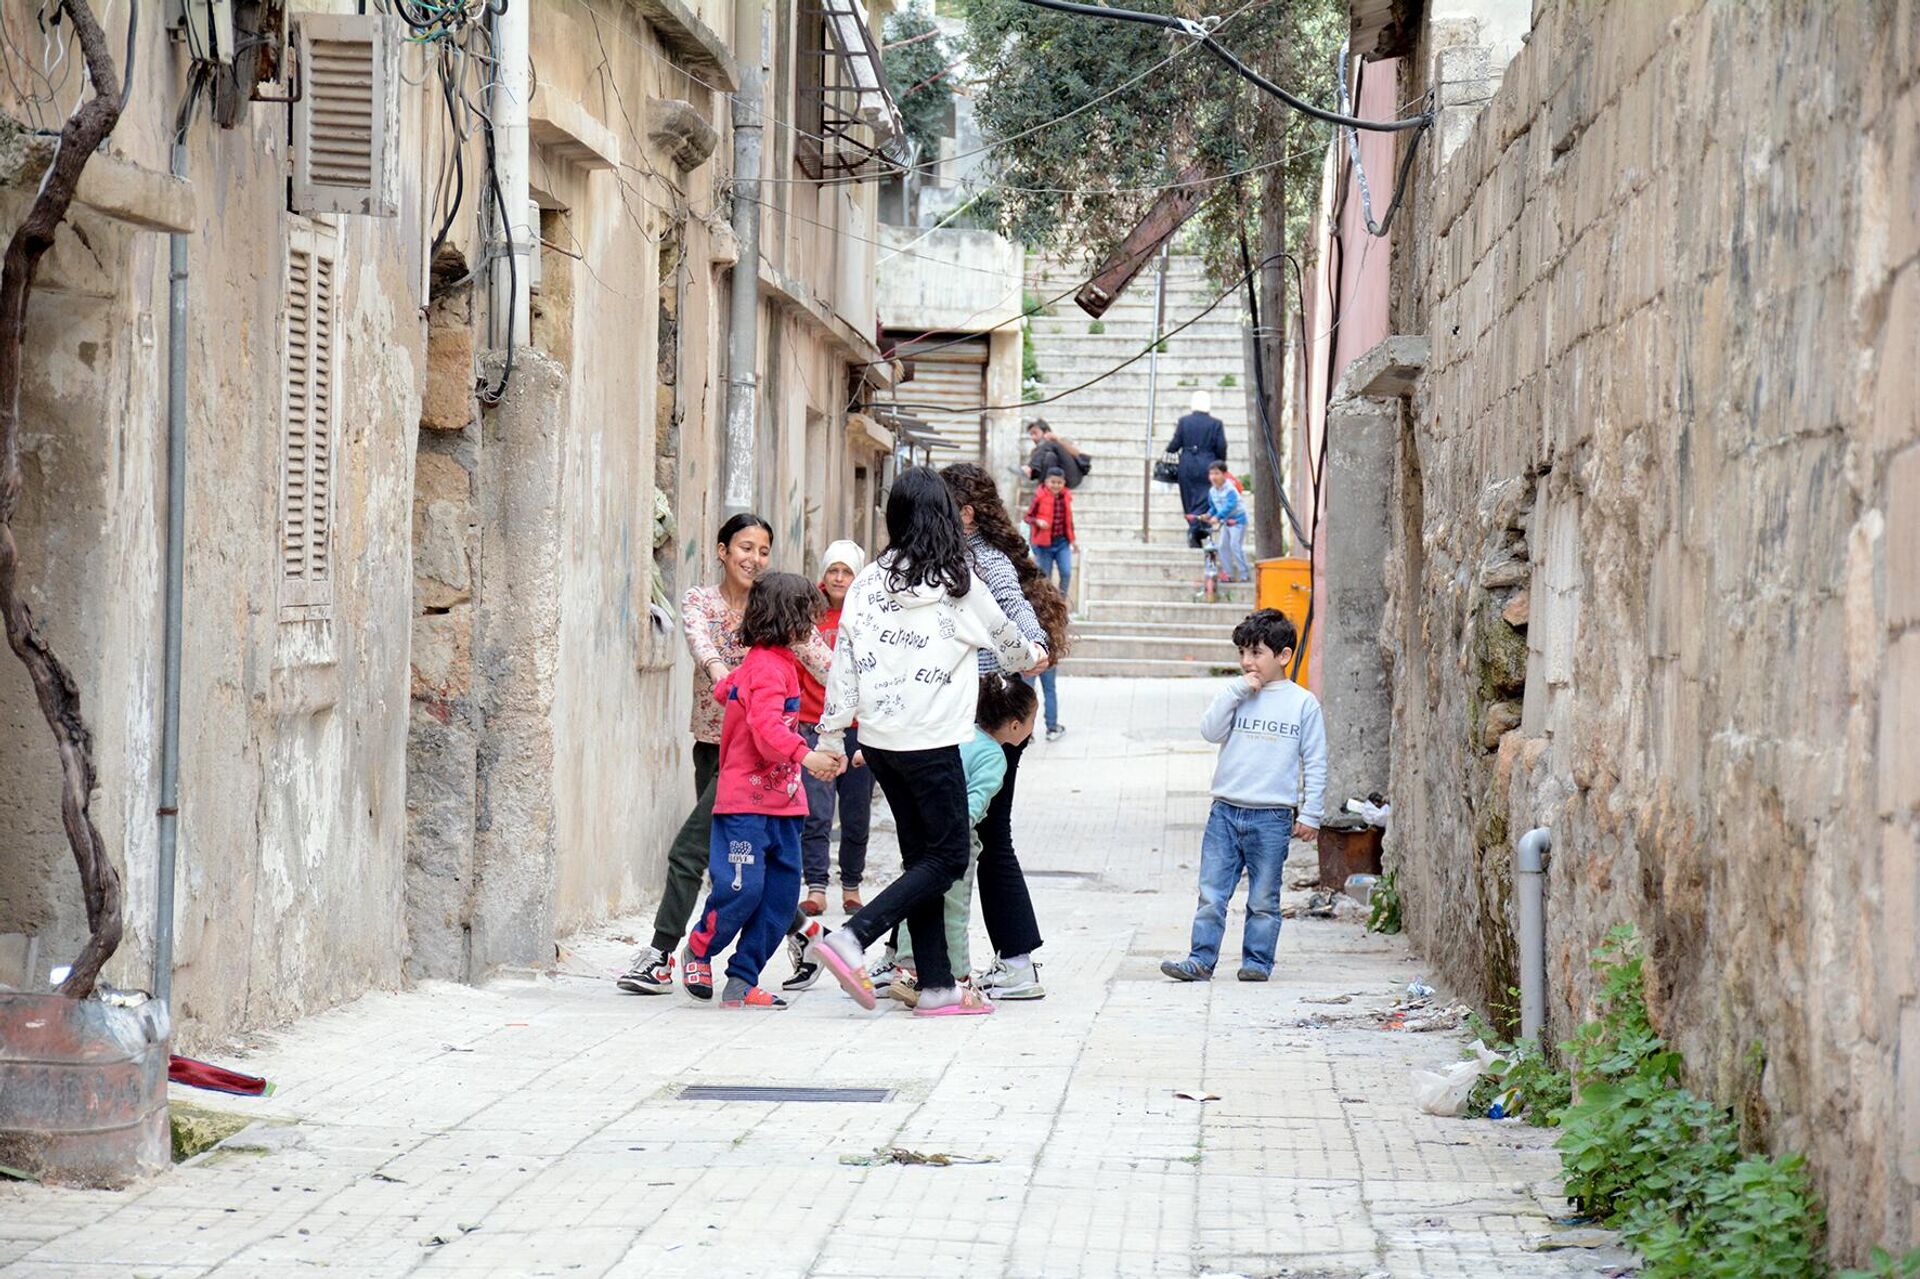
left=954, top=0, right=1344, bottom=281
left=883, top=6, right=958, bottom=169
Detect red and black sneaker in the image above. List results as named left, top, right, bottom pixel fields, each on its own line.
left=722, top=986, right=789, bottom=1009
left=616, top=945, right=674, bottom=995
left=681, top=949, right=714, bottom=1002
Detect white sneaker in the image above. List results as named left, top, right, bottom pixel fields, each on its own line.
left=866, top=947, right=900, bottom=989
left=975, top=956, right=1046, bottom=1000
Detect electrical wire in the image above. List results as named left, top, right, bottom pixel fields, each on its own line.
left=1337, top=46, right=1428, bottom=237
left=1012, top=0, right=1432, bottom=133
left=877, top=252, right=1285, bottom=417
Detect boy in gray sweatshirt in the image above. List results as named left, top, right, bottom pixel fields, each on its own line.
left=1163, top=609, right=1327, bottom=983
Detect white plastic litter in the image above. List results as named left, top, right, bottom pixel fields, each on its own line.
left=1410, top=1040, right=1500, bottom=1116
left=1344, top=798, right=1392, bottom=827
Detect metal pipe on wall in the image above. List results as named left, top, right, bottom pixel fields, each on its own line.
left=722, top=0, right=767, bottom=516
left=1139, top=244, right=1170, bottom=544
left=155, top=106, right=194, bottom=1007
left=492, top=0, right=532, bottom=346
left=1516, top=826, right=1552, bottom=1042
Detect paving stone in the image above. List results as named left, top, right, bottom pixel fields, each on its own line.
left=1, top=679, right=1615, bottom=1278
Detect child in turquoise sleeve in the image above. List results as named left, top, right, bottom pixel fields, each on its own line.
left=890, top=677, right=1039, bottom=1005
left=1205, top=461, right=1250, bottom=582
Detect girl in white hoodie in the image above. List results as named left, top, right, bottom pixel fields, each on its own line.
left=812, top=467, right=1045, bottom=1015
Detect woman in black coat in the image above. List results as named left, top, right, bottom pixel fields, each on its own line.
left=1166, top=392, right=1229, bottom=547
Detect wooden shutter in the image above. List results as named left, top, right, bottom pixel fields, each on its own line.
left=281, top=227, right=339, bottom=614
left=291, top=13, right=399, bottom=217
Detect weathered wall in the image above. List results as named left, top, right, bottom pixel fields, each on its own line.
left=1389, top=0, right=1919, bottom=1256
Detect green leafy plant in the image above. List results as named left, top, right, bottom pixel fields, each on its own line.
left=1219, top=373, right=1237, bottom=387
left=1840, top=1248, right=1920, bottom=1279
left=1022, top=289, right=1048, bottom=318
left=1365, top=867, right=1402, bottom=934
left=1550, top=927, right=1825, bottom=1279
left=1022, top=320, right=1044, bottom=393
left=1087, top=319, right=1105, bottom=334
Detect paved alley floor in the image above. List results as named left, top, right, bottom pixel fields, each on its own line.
left=1, top=679, right=1630, bottom=1279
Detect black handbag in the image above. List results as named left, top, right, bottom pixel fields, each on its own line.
left=1153, top=454, right=1179, bottom=484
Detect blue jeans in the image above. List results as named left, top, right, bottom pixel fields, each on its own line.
left=1220, top=521, right=1249, bottom=580
left=1032, top=540, right=1072, bottom=597
left=799, top=724, right=874, bottom=889
left=1024, top=668, right=1059, bottom=732
left=1185, top=800, right=1292, bottom=973
left=689, top=812, right=804, bottom=986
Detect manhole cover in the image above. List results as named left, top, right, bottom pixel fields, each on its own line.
left=677, top=1085, right=894, bottom=1103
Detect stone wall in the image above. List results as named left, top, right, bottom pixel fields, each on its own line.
left=1389, top=0, right=1919, bottom=1257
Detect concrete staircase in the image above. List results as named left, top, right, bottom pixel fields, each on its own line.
left=1024, top=254, right=1264, bottom=677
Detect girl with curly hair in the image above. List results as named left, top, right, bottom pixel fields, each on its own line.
left=931, top=462, right=1069, bottom=1000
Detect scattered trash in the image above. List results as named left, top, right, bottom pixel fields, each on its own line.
left=0, top=1163, right=37, bottom=1182
left=613, top=934, right=637, bottom=946
left=97, top=983, right=150, bottom=1008
left=1407, top=977, right=1435, bottom=998
left=440, top=1044, right=475, bottom=1054
left=169, top=1055, right=272, bottom=1097
left=1382, top=1003, right=1470, bottom=1033
left=837, top=1147, right=998, bottom=1167
left=1344, top=874, right=1380, bottom=904
left=1488, top=1087, right=1524, bottom=1120
left=1533, top=1227, right=1621, bottom=1251
left=1299, top=994, right=1353, bottom=1005
left=1411, top=1059, right=1484, bottom=1116
left=1305, top=891, right=1339, bottom=918
left=370, top=1172, right=405, bottom=1183
left=1173, top=1090, right=1221, bottom=1102
left=1344, top=796, right=1391, bottom=827
left=423, top=1235, right=451, bottom=1248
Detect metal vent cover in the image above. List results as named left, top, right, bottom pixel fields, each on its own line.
left=677, top=1085, right=894, bottom=1103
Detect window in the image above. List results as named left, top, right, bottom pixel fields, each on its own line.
left=280, top=225, right=339, bottom=616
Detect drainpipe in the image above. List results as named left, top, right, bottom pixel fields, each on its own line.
left=1140, top=243, right=1169, bottom=544
left=155, top=92, right=196, bottom=1007
left=1516, top=826, right=1552, bottom=1042
left=491, top=0, right=531, bottom=348
left=722, top=0, right=766, bottom=516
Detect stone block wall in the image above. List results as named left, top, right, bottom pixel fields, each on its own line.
left=1388, top=0, right=1919, bottom=1256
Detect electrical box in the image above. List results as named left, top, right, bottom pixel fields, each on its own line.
left=172, top=0, right=235, bottom=65
left=1255, top=556, right=1313, bottom=686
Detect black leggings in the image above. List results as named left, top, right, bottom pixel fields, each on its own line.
left=843, top=744, right=971, bottom=989
left=974, top=738, right=1043, bottom=957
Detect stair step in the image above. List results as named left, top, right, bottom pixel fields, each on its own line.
left=1081, top=599, right=1250, bottom=625
left=1056, top=656, right=1238, bottom=678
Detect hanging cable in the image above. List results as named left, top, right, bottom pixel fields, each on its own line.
left=1236, top=227, right=1309, bottom=549
left=1336, top=45, right=1429, bottom=237
left=1012, top=0, right=1432, bottom=133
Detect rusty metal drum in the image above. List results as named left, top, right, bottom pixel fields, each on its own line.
left=0, top=992, right=170, bottom=1186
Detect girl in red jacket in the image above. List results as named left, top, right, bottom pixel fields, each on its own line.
left=684, top=573, right=846, bottom=1008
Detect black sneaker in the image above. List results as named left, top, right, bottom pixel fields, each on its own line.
left=616, top=945, right=674, bottom=994
left=782, top=930, right=824, bottom=992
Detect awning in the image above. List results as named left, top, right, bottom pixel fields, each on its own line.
left=798, top=0, right=905, bottom=180
left=849, top=411, right=895, bottom=453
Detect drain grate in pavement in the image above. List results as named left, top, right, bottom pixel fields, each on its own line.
left=677, top=1085, right=894, bottom=1103
left=1025, top=870, right=1103, bottom=881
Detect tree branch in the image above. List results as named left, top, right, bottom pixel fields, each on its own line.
left=0, top=0, right=125, bottom=1000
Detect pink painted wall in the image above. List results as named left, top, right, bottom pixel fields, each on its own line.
left=1295, top=56, right=1400, bottom=697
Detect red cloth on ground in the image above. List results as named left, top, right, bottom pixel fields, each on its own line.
left=169, top=1054, right=270, bottom=1096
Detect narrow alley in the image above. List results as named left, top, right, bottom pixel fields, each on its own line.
left=0, top=681, right=1624, bottom=1279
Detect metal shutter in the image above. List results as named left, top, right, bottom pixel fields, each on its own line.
left=291, top=13, right=400, bottom=217
left=891, top=335, right=988, bottom=460
left=281, top=227, right=339, bottom=613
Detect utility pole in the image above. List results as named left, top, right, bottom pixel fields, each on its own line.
left=1256, top=162, right=1289, bottom=561
left=723, top=0, right=767, bottom=516
left=1141, top=244, right=1170, bottom=544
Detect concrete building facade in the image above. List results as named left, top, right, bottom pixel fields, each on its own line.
left=1304, top=0, right=1920, bottom=1258
left=0, top=0, right=897, bottom=1048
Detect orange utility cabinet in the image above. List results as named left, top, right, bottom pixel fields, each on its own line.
left=1254, top=557, right=1312, bottom=684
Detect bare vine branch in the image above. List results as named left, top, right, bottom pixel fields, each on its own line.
left=0, top=0, right=125, bottom=1000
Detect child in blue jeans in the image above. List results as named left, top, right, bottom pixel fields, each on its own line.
left=684, top=573, right=846, bottom=1008
left=1163, top=609, right=1326, bottom=983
